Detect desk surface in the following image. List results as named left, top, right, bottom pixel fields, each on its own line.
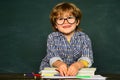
left=0, top=73, right=120, bottom=80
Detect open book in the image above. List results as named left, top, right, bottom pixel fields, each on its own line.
left=40, top=67, right=96, bottom=77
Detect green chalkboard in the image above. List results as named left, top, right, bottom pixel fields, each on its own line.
left=0, top=0, right=120, bottom=74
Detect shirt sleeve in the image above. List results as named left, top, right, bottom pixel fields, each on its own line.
left=47, top=34, right=63, bottom=67
left=50, top=57, right=63, bottom=67
left=78, top=34, right=94, bottom=67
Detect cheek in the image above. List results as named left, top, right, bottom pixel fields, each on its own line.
left=72, top=24, right=77, bottom=28
left=56, top=25, right=61, bottom=29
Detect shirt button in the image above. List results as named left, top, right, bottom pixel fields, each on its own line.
left=67, top=56, right=69, bottom=58
left=67, top=55, right=71, bottom=58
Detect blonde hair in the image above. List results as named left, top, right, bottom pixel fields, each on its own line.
left=50, top=2, right=82, bottom=31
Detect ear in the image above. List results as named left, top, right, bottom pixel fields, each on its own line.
left=76, top=20, right=80, bottom=26
left=55, top=26, right=58, bottom=29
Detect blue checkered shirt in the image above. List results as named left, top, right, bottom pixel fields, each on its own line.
left=39, top=31, right=93, bottom=71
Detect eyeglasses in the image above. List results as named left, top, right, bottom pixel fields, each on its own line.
left=56, top=16, right=76, bottom=25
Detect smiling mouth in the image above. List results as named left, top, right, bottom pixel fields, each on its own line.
left=63, top=25, right=71, bottom=28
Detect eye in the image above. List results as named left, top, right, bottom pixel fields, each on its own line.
left=58, top=17, right=64, bottom=20
left=68, top=16, right=75, bottom=19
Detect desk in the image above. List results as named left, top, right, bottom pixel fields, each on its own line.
left=102, top=74, right=120, bottom=80
left=0, top=73, right=120, bottom=80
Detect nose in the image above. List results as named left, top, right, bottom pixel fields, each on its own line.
left=64, top=19, right=68, bottom=24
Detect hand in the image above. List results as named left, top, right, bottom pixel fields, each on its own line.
left=56, top=63, right=68, bottom=76
left=53, top=60, right=68, bottom=76
left=67, top=62, right=84, bottom=76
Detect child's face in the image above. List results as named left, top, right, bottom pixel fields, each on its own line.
left=55, top=12, right=79, bottom=35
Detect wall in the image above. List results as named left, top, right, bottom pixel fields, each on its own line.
left=0, top=0, right=120, bottom=74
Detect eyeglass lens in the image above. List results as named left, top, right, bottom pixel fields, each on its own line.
left=56, top=16, right=76, bottom=25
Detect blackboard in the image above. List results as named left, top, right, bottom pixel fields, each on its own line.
left=0, top=0, right=120, bottom=74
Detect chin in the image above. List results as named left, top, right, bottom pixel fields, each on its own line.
left=63, top=31, right=74, bottom=35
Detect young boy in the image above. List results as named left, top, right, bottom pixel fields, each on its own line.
left=40, top=2, right=93, bottom=76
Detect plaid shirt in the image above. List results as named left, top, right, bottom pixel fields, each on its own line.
left=40, top=31, right=93, bottom=71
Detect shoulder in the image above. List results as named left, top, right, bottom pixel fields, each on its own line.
left=47, top=32, right=61, bottom=39
left=76, top=31, right=88, bottom=37
left=76, top=31, right=91, bottom=40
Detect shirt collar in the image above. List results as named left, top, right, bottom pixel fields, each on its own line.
left=53, top=31, right=83, bottom=37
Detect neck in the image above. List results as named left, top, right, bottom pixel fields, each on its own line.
left=64, top=31, right=75, bottom=42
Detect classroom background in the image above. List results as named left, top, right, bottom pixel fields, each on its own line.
left=0, top=0, right=120, bottom=74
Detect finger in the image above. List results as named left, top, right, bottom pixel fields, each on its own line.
left=71, top=71, right=76, bottom=76
left=61, top=65, right=67, bottom=76
left=67, top=67, right=72, bottom=76
left=55, top=68, right=64, bottom=76
left=55, top=68, right=60, bottom=73
left=68, top=67, right=77, bottom=76
left=59, top=69, right=64, bottom=76
left=71, top=69, right=78, bottom=76
left=63, top=69, right=67, bottom=76
left=61, top=67, right=67, bottom=76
